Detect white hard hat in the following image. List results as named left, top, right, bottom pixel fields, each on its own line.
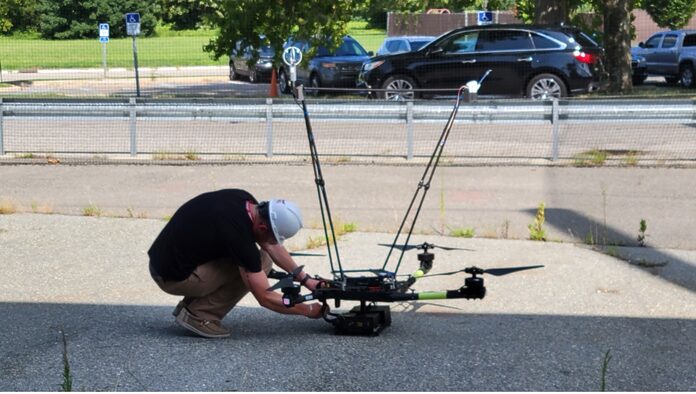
left=266, top=199, right=303, bottom=244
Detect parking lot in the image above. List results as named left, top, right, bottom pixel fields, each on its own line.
left=0, top=65, right=692, bottom=99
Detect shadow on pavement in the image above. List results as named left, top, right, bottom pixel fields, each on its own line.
left=1, top=302, right=694, bottom=391
left=528, top=207, right=696, bottom=294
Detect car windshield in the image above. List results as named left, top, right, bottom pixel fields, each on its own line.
left=573, top=31, right=600, bottom=47
left=317, top=39, right=368, bottom=57
left=259, top=46, right=274, bottom=56
left=409, top=40, right=432, bottom=51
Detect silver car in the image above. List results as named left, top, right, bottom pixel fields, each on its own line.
left=376, top=36, right=435, bottom=56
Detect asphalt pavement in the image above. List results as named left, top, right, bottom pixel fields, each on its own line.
left=1, top=164, right=695, bottom=391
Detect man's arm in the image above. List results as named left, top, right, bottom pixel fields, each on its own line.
left=260, top=242, right=322, bottom=291
left=239, top=266, right=324, bottom=318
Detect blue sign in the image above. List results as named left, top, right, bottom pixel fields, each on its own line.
left=125, top=13, right=140, bottom=23
left=125, top=12, right=141, bottom=35
left=282, top=46, right=303, bottom=67
left=477, top=11, right=493, bottom=25
left=99, top=23, right=109, bottom=41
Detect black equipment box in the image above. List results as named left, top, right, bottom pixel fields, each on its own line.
left=333, top=305, right=391, bottom=336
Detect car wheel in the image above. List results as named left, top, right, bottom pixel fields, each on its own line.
left=308, top=74, right=321, bottom=96
left=229, top=62, right=238, bottom=81
left=632, top=76, right=647, bottom=86
left=278, top=69, right=290, bottom=94
left=526, top=73, right=567, bottom=100
left=249, top=68, right=257, bottom=84
left=380, top=75, right=417, bottom=101
left=679, top=64, right=695, bottom=88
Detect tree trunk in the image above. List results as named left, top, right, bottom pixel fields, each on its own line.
left=534, top=0, right=568, bottom=24
left=604, top=0, right=633, bottom=94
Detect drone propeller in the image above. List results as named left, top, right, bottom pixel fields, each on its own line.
left=267, top=265, right=304, bottom=291
left=379, top=242, right=473, bottom=252
left=421, top=264, right=544, bottom=278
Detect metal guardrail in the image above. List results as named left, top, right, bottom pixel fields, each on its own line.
left=1, top=97, right=695, bottom=162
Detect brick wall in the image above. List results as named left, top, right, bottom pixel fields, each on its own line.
left=387, top=10, right=696, bottom=45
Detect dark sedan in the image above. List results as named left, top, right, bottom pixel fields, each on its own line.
left=229, top=42, right=275, bottom=83
left=358, top=25, right=607, bottom=100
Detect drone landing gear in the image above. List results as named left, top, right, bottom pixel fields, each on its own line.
left=331, top=302, right=391, bottom=336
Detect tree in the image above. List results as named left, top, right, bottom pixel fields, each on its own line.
left=204, top=0, right=355, bottom=67
left=36, top=0, right=159, bottom=39
left=642, top=0, right=696, bottom=29
left=533, top=0, right=568, bottom=24
left=603, top=0, right=633, bottom=93
left=156, top=0, right=216, bottom=30
left=0, top=0, right=38, bottom=34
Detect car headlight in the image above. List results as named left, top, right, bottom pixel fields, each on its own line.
left=362, top=60, right=384, bottom=72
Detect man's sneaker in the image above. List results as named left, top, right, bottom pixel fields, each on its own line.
left=174, top=307, right=230, bottom=338
left=172, top=300, right=186, bottom=317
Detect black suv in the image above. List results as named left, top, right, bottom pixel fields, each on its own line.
left=278, top=36, right=372, bottom=95
left=358, top=25, right=606, bottom=100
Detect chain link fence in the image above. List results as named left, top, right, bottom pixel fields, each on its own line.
left=1, top=97, right=695, bottom=166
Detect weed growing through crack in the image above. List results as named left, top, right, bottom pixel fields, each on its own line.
left=0, top=199, right=17, bottom=214
left=600, top=349, right=612, bottom=391
left=638, top=219, right=647, bottom=247
left=184, top=151, right=200, bottom=161
left=573, top=149, right=608, bottom=167
left=501, top=220, right=510, bottom=239
left=450, top=227, right=475, bottom=238
left=624, top=151, right=639, bottom=166
left=60, top=327, right=72, bottom=392
left=528, top=202, right=546, bottom=241
left=31, top=201, right=54, bottom=214
left=304, top=221, right=357, bottom=249
left=82, top=204, right=102, bottom=217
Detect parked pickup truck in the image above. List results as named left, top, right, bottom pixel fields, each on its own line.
left=631, top=29, right=696, bottom=88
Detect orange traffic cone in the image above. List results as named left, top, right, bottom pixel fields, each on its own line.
left=269, top=68, right=279, bottom=98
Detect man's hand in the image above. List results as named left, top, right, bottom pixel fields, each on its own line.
left=307, top=303, right=330, bottom=319
left=304, top=277, right=322, bottom=291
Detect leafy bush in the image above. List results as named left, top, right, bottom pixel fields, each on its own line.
left=37, top=0, right=159, bottom=39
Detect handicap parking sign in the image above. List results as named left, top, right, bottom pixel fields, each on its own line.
left=477, top=11, right=493, bottom=25
left=98, top=23, right=109, bottom=42
left=125, top=12, right=141, bottom=35
left=126, top=13, right=140, bottom=23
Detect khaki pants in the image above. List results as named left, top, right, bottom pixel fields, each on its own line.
left=152, top=251, right=273, bottom=321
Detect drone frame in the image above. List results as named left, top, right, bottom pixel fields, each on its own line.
left=273, top=72, right=542, bottom=335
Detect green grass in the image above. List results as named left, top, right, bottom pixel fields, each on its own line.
left=347, top=20, right=386, bottom=53
left=0, top=22, right=385, bottom=71
left=0, top=29, right=225, bottom=70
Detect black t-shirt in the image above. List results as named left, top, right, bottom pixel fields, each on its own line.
left=148, top=189, right=262, bottom=281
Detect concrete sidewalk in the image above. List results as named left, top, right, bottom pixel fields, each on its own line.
left=0, top=66, right=227, bottom=82
left=1, top=164, right=695, bottom=249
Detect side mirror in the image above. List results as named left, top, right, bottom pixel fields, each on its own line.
left=638, top=42, right=645, bottom=48
left=368, top=51, right=374, bottom=57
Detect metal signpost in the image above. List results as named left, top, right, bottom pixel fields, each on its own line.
left=125, top=13, right=141, bottom=97
left=99, top=23, right=109, bottom=78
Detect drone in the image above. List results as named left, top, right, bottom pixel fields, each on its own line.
left=270, top=52, right=542, bottom=335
